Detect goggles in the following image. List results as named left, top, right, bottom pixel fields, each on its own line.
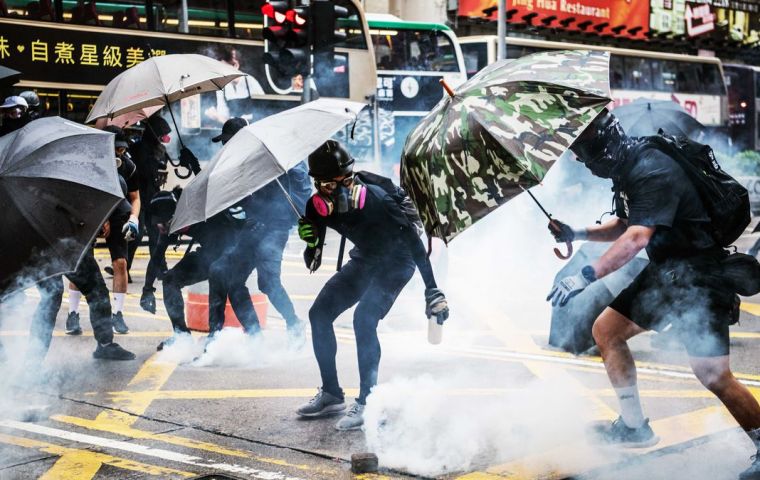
left=316, top=174, right=353, bottom=190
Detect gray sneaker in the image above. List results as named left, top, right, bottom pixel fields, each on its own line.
left=296, top=389, right=346, bottom=417
left=65, top=312, right=82, bottom=335
left=335, top=402, right=365, bottom=431
left=112, top=311, right=129, bottom=334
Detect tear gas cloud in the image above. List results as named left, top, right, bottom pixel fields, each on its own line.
left=359, top=151, right=736, bottom=476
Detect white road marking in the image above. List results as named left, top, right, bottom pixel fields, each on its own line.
left=0, top=420, right=305, bottom=480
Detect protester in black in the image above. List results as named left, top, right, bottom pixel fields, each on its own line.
left=294, top=140, right=449, bottom=431
left=67, top=127, right=140, bottom=335
left=547, top=110, right=760, bottom=479
left=206, top=160, right=311, bottom=344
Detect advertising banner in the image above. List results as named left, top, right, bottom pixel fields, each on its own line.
left=458, top=0, right=650, bottom=39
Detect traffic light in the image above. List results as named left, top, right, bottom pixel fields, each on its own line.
left=312, top=0, right=349, bottom=53
left=311, top=1, right=350, bottom=97
left=262, top=1, right=310, bottom=77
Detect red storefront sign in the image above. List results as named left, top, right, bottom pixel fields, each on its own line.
left=458, top=0, right=650, bottom=39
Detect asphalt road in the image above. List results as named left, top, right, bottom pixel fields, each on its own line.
left=0, top=227, right=759, bottom=480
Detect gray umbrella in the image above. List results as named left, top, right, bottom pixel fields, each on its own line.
left=0, top=117, right=122, bottom=296
left=0, top=65, right=21, bottom=87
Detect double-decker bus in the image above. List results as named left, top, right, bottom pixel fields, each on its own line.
left=337, top=14, right=467, bottom=175
left=459, top=35, right=728, bottom=129
left=0, top=0, right=376, bottom=163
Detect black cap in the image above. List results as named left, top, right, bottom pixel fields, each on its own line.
left=212, top=117, right=248, bottom=143
left=103, top=125, right=129, bottom=148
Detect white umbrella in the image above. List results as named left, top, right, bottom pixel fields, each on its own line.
left=170, top=98, right=366, bottom=233
left=85, top=54, right=244, bottom=129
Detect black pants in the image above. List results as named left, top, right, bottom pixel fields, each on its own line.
left=28, top=251, right=114, bottom=358
left=162, top=247, right=215, bottom=334
left=309, top=255, right=415, bottom=404
left=210, top=228, right=299, bottom=328
left=207, top=232, right=262, bottom=335
left=127, top=213, right=162, bottom=273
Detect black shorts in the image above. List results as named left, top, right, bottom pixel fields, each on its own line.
left=609, top=254, right=733, bottom=357
left=106, top=217, right=128, bottom=262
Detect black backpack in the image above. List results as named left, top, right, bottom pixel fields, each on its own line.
left=355, top=171, right=424, bottom=235
left=641, top=133, right=751, bottom=247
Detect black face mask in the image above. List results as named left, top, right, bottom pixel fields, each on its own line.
left=570, top=112, right=628, bottom=179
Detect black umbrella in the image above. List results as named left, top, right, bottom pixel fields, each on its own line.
left=614, top=98, right=706, bottom=141
left=0, top=117, right=123, bottom=296
left=0, top=65, right=21, bottom=88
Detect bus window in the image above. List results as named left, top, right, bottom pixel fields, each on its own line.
left=372, top=29, right=458, bottom=72
left=699, top=63, right=725, bottom=95
left=610, top=55, right=625, bottom=89
left=507, top=45, right=543, bottom=59
left=154, top=0, right=228, bottom=36
left=624, top=57, right=653, bottom=91
left=461, top=41, right=488, bottom=78
left=652, top=59, right=677, bottom=92
left=676, top=62, right=700, bottom=93
left=232, top=0, right=264, bottom=40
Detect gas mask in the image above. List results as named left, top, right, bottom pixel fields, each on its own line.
left=311, top=181, right=367, bottom=217
left=570, top=111, right=629, bottom=180
left=115, top=156, right=122, bottom=168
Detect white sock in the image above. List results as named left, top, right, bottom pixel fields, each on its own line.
left=615, top=384, right=645, bottom=428
left=113, top=293, right=126, bottom=314
left=68, top=289, right=82, bottom=314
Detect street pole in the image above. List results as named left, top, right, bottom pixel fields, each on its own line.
left=179, top=0, right=189, bottom=33
left=497, top=0, right=506, bottom=60
left=302, top=0, right=312, bottom=104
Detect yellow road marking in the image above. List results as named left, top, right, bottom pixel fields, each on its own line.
left=731, top=331, right=760, bottom=339
left=741, top=302, right=760, bottom=316
left=0, top=433, right=194, bottom=478
left=477, top=406, right=737, bottom=480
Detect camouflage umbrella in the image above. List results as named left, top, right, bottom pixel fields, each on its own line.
left=401, top=50, right=611, bottom=244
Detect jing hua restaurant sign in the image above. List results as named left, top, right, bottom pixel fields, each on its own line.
left=0, top=18, right=265, bottom=90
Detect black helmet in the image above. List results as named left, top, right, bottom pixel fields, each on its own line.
left=308, top=140, right=354, bottom=179
left=569, top=109, right=627, bottom=179
left=19, top=90, right=40, bottom=109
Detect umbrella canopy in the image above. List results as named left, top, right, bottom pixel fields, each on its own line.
left=0, top=65, right=21, bottom=87
left=85, top=54, right=244, bottom=127
left=0, top=117, right=122, bottom=296
left=170, top=98, right=366, bottom=233
left=613, top=98, right=706, bottom=140
left=401, top=49, right=612, bottom=243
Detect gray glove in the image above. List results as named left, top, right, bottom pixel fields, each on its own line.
left=425, top=288, right=449, bottom=324
left=548, top=220, right=587, bottom=243
left=546, top=272, right=591, bottom=307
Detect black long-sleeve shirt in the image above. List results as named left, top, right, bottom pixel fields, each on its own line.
left=304, top=178, right=437, bottom=289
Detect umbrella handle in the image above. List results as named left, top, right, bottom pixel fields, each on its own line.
left=174, top=166, right=192, bottom=179
left=553, top=241, right=573, bottom=260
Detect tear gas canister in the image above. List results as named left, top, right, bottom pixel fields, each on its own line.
left=428, top=317, right=443, bottom=344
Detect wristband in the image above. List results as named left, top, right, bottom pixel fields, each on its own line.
left=574, top=228, right=588, bottom=241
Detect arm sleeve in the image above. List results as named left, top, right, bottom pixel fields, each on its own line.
left=402, top=226, right=437, bottom=290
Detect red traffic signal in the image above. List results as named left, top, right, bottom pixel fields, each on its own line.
left=261, top=1, right=288, bottom=23
left=286, top=8, right=307, bottom=26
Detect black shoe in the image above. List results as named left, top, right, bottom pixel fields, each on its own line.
left=104, top=266, right=114, bottom=276
left=93, top=343, right=135, bottom=360
left=112, top=312, right=129, bottom=334
left=741, top=454, right=760, bottom=480
left=65, top=312, right=82, bottom=335
left=591, top=416, right=659, bottom=448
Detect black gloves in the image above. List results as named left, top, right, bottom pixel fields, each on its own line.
left=179, top=147, right=201, bottom=175
left=140, top=288, right=156, bottom=314
left=548, top=220, right=576, bottom=243
left=425, top=288, right=449, bottom=325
